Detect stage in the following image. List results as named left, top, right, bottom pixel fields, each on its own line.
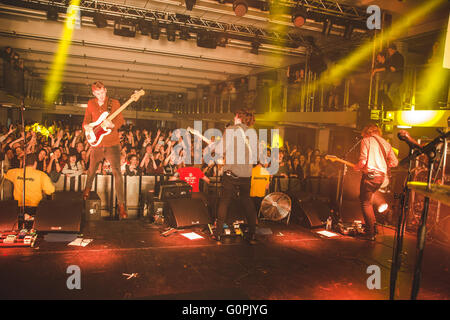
left=0, top=220, right=449, bottom=300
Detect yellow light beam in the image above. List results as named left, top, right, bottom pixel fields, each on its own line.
left=417, top=28, right=449, bottom=107
left=44, top=1, right=80, bottom=105
left=318, top=0, right=447, bottom=87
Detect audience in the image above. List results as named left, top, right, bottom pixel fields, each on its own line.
left=0, top=120, right=340, bottom=198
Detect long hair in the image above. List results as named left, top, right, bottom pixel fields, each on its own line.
left=235, top=108, right=255, bottom=127
left=362, top=124, right=381, bottom=138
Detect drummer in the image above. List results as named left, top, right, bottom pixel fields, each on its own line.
left=250, top=161, right=271, bottom=215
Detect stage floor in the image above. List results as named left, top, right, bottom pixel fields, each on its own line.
left=0, top=220, right=449, bottom=300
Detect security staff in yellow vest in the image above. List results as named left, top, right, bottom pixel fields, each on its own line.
left=250, top=163, right=271, bottom=214
left=5, top=153, right=55, bottom=228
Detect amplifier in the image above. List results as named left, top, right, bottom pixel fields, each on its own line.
left=159, top=181, right=192, bottom=200
left=85, top=191, right=102, bottom=221
left=149, top=198, right=165, bottom=224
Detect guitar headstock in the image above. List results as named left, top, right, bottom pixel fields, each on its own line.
left=131, top=89, right=145, bottom=102
left=325, top=155, right=338, bottom=162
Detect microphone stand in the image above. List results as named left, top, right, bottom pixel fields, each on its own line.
left=410, top=131, right=446, bottom=300
left=389, top=145, right=417, bottom=300
left=19, top=98, right=26, bottom=230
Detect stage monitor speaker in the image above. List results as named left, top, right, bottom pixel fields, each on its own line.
left=289, top=196, right=330, bottom=228
left=165, top=198, right=211, bottom=228
left=0, top=200, right=19, bottom=232
left=35, top=199, right=83, bottom=232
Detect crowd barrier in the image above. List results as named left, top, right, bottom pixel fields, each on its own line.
left=0, top=167, right=339, bottom=219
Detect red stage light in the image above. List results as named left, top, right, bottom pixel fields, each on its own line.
left=233, top=0, right=248, bottom=17
left=293, top=15, right=306, bottom=28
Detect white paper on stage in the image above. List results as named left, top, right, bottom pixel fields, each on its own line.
left=181, top=232, right=204, bottom=240
left=68, top=238, right=93, bottom=247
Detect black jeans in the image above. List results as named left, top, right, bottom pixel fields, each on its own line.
left=85, top=145, right=124, bottom=205
left=359, top=174, right=384, bottom=236
left=216, top=175, right=257, bottom=236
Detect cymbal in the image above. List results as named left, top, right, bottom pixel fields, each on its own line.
left=407, top=182, right=450, bottom=206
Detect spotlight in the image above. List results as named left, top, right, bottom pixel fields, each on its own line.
left=180, top=26, right=191, bottom=40
left=343, top=24, right=354, bottom=39
left=114, top=18, right=136, bottom=38
left=93, top=12, right=108, bottom=28
left=197, top=31, right=217, bottom=49
left=216, top=33, right=228, bottom=47
left=233, top=0, right=248, bottom=17
left=250, top=40, right=260, bottom=54
left=47, top=6, right=58, bottom=21
left=151, top=20, right=160, bottom=40
left=218, top=0, right=226, bottom=4
left=166, top=23, right=177, bottom=42
left=292, top=7, right=307, bottom=28
left=185, top=0, right=196, bottom=11
left=137, top=19, right=150, bottom=35
left=322, top=18, right=332, bottom=35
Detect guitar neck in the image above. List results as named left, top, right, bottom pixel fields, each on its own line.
left=106, top=98, right=134, bottom=122
left=325, top=156, right=356, bottom=168
left=339, top=160, right=355, bottom=168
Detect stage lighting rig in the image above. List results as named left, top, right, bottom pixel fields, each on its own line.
left=151, top=20, right=160, bottom=40
left=137, top=19, right=150, bottom=35
left=216, top=33, right=228, bottom=47
left=197, top=31, right=217, bottom=49
left=180, top=26, right=191, bottom=40
left=46, top=6, right=58, bottom=21
left=166, top=23, right=177, bottom=42
left=185, top=0, right=196, bottom=11
left=93, top=12, right=108, bottom=28
left=113, top=18, right=136, bottom=38
left=292, top=6, right=307, bottom=28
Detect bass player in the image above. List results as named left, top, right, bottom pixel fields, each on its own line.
left=82, top=81, right=127, bottom=219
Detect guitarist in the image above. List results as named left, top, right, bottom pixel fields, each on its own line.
left=82, top=81, right=127, bottom=219
left=354, top=124, right=398, bottom=241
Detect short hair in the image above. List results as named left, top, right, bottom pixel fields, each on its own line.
left=235, top=108, right=255, bottom=127
left=128, top=154, right=137, bottom=161
left=362, top=124, right=381, bottom=137
left=25, top=153, right=37, bottom=166
left=91, top=81, right=105, bottom=92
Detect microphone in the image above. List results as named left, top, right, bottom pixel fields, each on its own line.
left=397, top=130, right=422, bottom=150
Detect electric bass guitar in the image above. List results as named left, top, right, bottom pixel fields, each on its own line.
left=85, top=90, right=145, bottom=147
left=325, top=154, right=389, bottom=190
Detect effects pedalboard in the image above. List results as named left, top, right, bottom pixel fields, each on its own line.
left=0, top=229, right=38, bottom=247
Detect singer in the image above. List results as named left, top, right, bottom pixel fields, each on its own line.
left=354, top=124, right=398, bottom=241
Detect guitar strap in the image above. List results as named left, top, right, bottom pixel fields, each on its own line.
left=107, top=96, right=112, bottom=113
left=371, top=135, right=391, bottom=188
left=372, top=135, right=389, bottom=172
